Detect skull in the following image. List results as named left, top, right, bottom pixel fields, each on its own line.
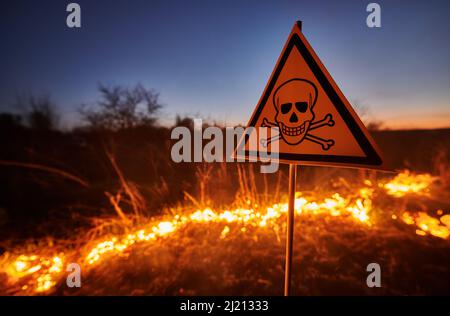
left=273, top=79, right=317, bottom=145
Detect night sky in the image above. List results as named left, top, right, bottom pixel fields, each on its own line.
left=1, top=0, right=449, bottom=129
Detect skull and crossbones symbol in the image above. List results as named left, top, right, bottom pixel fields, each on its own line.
left=261, top=78, right=335, bottom=150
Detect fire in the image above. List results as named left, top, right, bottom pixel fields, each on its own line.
left=0, top=170, right=447, bottom=295
left=3, top=254, right=64, bottom=293
left=401, top=211, right=450, bottom=239
left=382, top=170, right=436, bottom=197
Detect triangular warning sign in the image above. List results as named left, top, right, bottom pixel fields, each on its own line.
left=235, top=21, right=385, bottom=170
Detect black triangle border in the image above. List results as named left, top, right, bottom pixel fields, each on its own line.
left=244, top=33, right=382, bottom=166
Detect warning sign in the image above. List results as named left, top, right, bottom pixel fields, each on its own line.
left=236, top=21, right=385, bottom=169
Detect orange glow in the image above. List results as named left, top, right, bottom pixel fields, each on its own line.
left=382, top=170, right=436, bottom=197
left=402, top=211, right=450, bottom=239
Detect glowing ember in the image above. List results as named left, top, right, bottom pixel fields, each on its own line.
left=402, top=211, right=450, bottom=239
left=382, top=170, right=436, bottom=197
left=441, top=214, right=450, bottom=227
left=4, top=254, right=64, bottom=293
left=220, top=226, right=230, bottom=239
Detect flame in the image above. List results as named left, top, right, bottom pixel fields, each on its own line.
left=220, top=226, right=230, bottom=239
left=382, top=170, right=436, bottom=197
left=401, top=211, right=450, bottom=239
left=0, top=170, right=447, bottom=295
left=4, top=254, right=64, bottom=293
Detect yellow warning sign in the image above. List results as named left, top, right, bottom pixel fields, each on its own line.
left=236, top=21, right=385, bottom=169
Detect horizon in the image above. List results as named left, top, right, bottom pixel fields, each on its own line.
left=1, top=0, right=450, bottom=130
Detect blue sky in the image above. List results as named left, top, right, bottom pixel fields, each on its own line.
left=1, top=0, right=449, bottom=129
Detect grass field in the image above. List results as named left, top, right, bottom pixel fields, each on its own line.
left=1, top=170, right=449, bottom=295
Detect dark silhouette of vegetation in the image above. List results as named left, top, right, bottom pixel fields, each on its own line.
left=16, top=94, right=59, bottom=131
left=80, top=84, right=162, bottom=130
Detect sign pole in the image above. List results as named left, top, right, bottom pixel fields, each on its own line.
left=284, top=163, right=297, bottom=296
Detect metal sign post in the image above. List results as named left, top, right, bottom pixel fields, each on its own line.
left=284, top=164, right=297, bottom=296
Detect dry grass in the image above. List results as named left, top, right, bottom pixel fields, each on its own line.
left=0, top=167, right=449, bottom=295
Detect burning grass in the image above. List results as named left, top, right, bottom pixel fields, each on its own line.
left=380, top=170, right=437, bottom=197
left=0, top=171, right=449, bottom=295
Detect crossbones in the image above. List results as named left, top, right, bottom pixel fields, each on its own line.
left=261, top=114, right=335, bottom=150
left=260, top=78, right=335, bottom=150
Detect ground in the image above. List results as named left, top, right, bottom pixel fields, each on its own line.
left=1, top=171, right=449, bottom=296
